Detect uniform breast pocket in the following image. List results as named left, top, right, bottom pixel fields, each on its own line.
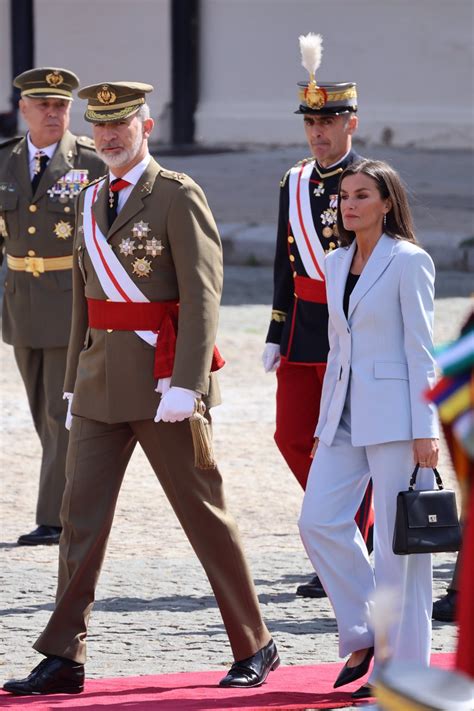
left=374, top=361, right=409, bottom=380
left=47, top=198, right=75, bottom=216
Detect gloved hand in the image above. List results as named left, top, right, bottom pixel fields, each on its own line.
left=155, top=377, right=171, bottom=395
left=262, top=343, right=281, bottom=373
left=154, top=386, right=198, bottom=423
left=63, top=392, right=73, bottom=430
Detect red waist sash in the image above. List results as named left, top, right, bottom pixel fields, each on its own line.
left=294, top=275, right=327, bottom=304
left=87, top=298, right=225, bottom=379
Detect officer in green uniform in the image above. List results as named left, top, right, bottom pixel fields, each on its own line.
left=3, top=81, right=278, bottom=696
left=0, top=68, right=105, bottom=545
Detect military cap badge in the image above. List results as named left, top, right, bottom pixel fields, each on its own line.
left=46, top=71, right=64, bottom=87
left=97, top=85, right=117, bottom=105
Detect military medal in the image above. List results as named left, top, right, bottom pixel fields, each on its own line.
left=322, top=226, right=333, bottom=238
left=145, top=238, right=164, bottom=257
left=321, top=207, right=337, bottom=225
left=329, top=194, right=338, bottom=209
left=132, top=256, right=152, bottom=277
left=54, top=220, right=73, bottom=239
left=48, top=169, right=90, bottom=202
left=313, top=181, right=325, bottom=197
left=33, top=151, right=45, bottom=175
left=0, top=215, right=8, bottom=237
left=119, top=237, right=136, bottom=256
left=132, top=221, right=151, bottom=239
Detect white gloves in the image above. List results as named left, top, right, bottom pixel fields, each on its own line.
left=154, top=386, right=198, bottom=423
left=262, top=343, right=281, bottom=373
left=63, top=392, right=73, bottom=430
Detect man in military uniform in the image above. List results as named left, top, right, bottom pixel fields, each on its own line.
left=3, top=81, right=278, bottom=696
left=0, top=68, right=104, bottom=546
left=262, top=34, right=373, bottom=598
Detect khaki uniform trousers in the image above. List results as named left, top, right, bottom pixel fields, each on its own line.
left=13, top=346, right=69, bottom=527
left=34, top=415, right=270, bottom=664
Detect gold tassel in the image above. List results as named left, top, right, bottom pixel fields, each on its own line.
left=189, top=400, right=216, bottom=469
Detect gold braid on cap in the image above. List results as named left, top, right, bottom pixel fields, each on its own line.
left=86, top=105, right=142, bottom=121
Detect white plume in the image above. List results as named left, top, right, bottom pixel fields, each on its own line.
left=299, top=33, right=323, bottom=76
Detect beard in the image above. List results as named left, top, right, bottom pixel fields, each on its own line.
left=97, top=129, right=143, bottom=168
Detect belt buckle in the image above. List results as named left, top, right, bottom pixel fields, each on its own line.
left=24, top=256, right=45, bottom=276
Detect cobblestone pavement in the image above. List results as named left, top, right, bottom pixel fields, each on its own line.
left=0, top=270, right=468, bottom=701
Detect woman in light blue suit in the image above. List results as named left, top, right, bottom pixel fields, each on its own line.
left=298, top=160, right=439, bottom=699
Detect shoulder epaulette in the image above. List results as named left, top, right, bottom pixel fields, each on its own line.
left=280, top=156, right=313, bottom=187
left=0, top=135, right=23, bottom=151
left=297, top=156, right=313, bottom=166
left=160, top=168, right=188, bottom=183
left=81, top=174, right=106, bottom=193
left=76, top=135, right=96, bottom=150
left=279, top=168, right=291, bottom=188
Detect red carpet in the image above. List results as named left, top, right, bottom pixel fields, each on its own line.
left=0, top=653, right=454, bottom=710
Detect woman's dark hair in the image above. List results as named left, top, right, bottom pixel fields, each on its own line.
left=336, top=159, right=418, bottom=247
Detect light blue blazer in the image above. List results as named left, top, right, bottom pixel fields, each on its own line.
left=315, top=234, right=439, bottom=447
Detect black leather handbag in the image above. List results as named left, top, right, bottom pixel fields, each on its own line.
left=393, top=465, right=462, bottom=555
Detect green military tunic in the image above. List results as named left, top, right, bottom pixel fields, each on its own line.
left=65, top=158, right=221, bottom=420
left=34, top=156, right=271, bottom=664
left=0, top=130, right=104, bottom=526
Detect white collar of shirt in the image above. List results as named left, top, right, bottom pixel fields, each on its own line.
left=109, top=153, right=151, bottom=213
left=27, top=133, right=58, bottom=179
left=317, top=147, right=352, bottom=172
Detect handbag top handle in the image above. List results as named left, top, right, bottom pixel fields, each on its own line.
left=409, top=464, right=444, bottom=491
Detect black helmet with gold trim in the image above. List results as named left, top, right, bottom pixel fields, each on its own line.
left=295, top=34, right=357, bottom=115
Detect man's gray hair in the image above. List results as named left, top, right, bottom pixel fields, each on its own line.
left=136, top=104, right=150, bottom=122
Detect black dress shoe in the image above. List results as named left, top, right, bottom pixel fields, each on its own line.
left=17, top=525, right=62, bottom=546
left=219, top=639, right=280, bottom=688
left=432, top=590, right=457, bottom=622
left=295, top=574, right=327, bottom=598
left=3, top=656, right=84, bottom=695
left=351, top=683, right=374, bottom=699
left=333, top=646, right=374, bottom=689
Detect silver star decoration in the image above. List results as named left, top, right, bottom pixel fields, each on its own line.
left=145, top=238, right=164, bottom=257
left=321, top=208, right=337, bottom=226
left=132, top=221, right=151, bottom=240
left=119, top=237, right=136, bottom=256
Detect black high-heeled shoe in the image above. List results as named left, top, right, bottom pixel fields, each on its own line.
left=333, top=646, right=374, bottom=689
left=351, top=683, right=374, bottom=699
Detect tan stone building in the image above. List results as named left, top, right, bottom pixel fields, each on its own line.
left=1, top=0, right=472, bottom=148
